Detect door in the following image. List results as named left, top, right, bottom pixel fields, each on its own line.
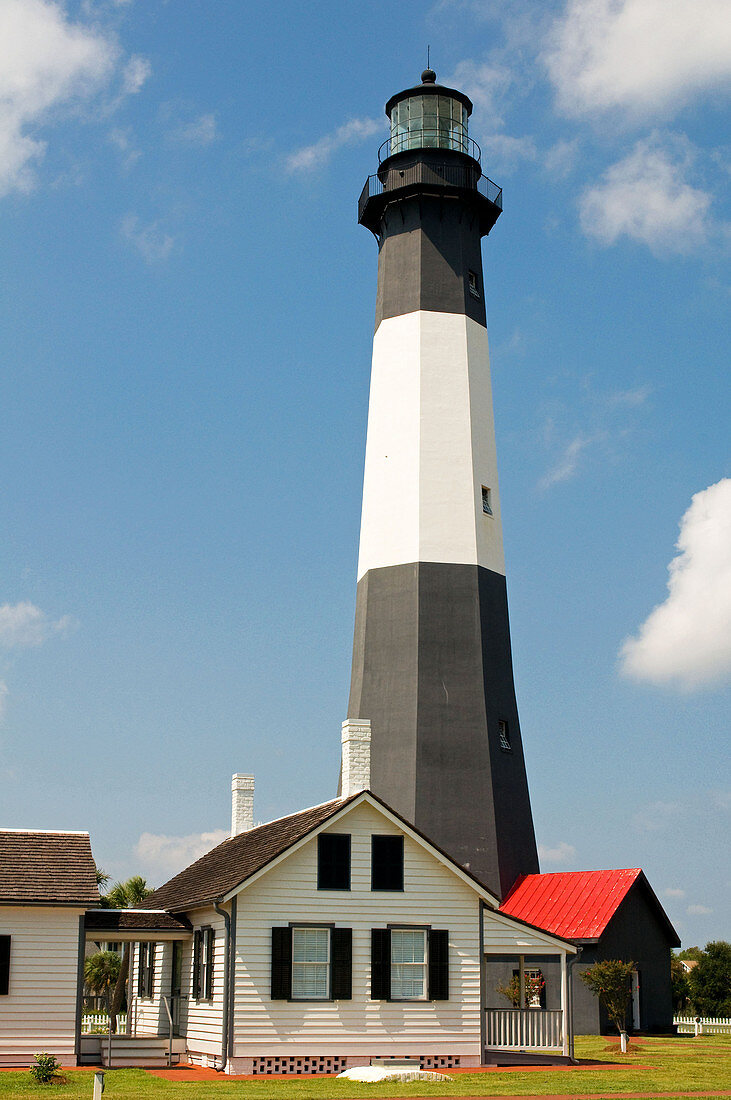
left=630, top=969, right=640, bottom=1032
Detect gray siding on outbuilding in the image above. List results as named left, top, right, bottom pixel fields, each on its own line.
left=570, top=882, right=676, bottom=1034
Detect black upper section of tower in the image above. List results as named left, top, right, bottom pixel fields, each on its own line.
left=358, top=70, right=502, bottom=241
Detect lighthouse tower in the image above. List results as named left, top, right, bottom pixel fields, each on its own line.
left=346, top=70, right=539, bottom=898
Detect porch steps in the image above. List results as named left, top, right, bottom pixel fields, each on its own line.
left=79, top=1035, right=186, bottom=1068
left=484, top=1049, right=571, bottom=1066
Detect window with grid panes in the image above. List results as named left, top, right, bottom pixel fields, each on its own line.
left=390, top=929, right=427, bottom=1000
left=292, top=927, right=330, bottom=1000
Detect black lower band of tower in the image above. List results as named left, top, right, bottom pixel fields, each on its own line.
left=347, top=561, right=539, bottom=899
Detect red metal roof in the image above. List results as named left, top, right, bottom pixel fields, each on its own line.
left=499, top=868, right=643, bottom=941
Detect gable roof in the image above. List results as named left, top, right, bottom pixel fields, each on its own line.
left=500, top=868, right=679, bottom=945
left=142, top=790, right=504, bottom=913
left=0, top=829, right=99, bottom=906
left=142, top=796, right=360, bottom=912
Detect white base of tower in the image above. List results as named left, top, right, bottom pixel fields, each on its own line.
left=357, top=311, right=505, bottom=582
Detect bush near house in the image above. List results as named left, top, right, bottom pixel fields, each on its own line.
left=580, top=958, right=635, bottom=1036
left=28, top=1053, right=61, bottom=1084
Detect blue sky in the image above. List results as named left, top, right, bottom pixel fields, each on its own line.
left=0, top=0, right=728, bottom=948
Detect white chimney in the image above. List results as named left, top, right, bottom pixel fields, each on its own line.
left=340, top=719, right=371, bottom=797
left=231, top=774, right=255, bottom=836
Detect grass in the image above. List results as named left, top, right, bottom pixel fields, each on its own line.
left=0, top=1036, right=729, bottom=1099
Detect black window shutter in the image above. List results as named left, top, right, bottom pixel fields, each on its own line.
left=331, top=928, right=352, bottom=999
left=193, top=930, right=202, bottom=999
left=146, top=944, right=155, bottom=998
left=205, top=930, right=214, bottom=998
left=271, top=926, right=292, bottom=1000
left=0, top=935, right=10, bottom=995
left=428, top=930, right=449, bottom=1000
left=371, top=835, right=404, bottom=891
left=371, top=928, right=391, bottom=1000
left=137, top=944, right=145, bottom=997
left=318, top=834, right=351, bottom=890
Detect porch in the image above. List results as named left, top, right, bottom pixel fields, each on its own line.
left=82, top=909, right=193, bottom=1067
left=482, top=908, right=577, bottom=1063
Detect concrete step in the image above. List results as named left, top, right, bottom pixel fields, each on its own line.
left=80, top=1035, right=184, bottom=1068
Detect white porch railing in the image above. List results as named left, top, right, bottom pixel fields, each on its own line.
left=675, top=1015, right=731, bottom=1035
left=486, top=1008, right=563, bottom=1049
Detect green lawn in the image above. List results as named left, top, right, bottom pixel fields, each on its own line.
left=1, top=1036, right=729, bottom=1099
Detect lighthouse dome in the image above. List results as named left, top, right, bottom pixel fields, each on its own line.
left=385, top=71, right=473, bottom=157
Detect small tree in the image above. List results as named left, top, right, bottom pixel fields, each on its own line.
left=101, top=875, right=154, bottom=1032
left=689, top=941, right=731, bottom=1018
left=580, top=959, right=635, bottom=1037
left=84, top=951, right=121, bottom=1021
left=496, top=971, right=545, bottom=1008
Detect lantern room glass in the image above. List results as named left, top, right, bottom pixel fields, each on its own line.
left=390, top=94, right=468, bottom=155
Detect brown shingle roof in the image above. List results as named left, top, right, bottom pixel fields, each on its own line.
left=0, top=830, right=99, bottom=906
left=142, top=796, right=358, bottom=912
left=85, top=909, right=192, bottom=933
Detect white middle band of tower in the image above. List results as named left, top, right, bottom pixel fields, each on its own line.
left=357, top=310, right=505, bottom=582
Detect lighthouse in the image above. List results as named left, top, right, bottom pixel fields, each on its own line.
left=346, top=70, right=539, bottom=898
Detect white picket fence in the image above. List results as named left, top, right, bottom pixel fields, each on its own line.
left=81, top=1012, right=127, bottom=1033
left=674, top=1015, right=731, bottom=1036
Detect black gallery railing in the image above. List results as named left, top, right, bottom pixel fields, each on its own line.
left=358, top=161, right=503, bottom=223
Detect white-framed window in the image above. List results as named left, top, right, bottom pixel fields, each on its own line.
left=390, top=929, right=427, bottom=1000
left=482, top=486, right=493, bottom=516
left=498, top=719, right=511, bottom=751
left=292, top=927, right=330, bottom=1000
left=193, top=927, right=214, bottom=1001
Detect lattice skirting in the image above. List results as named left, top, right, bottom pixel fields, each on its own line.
left=249, top=1054, right=461, bottom=1075
left=252, top=1056, right=347, bottom=1075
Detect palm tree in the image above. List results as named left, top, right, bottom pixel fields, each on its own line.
left=84, top=951, right=121, bottom=1020
left=102, top=876, right=154, bottom=1032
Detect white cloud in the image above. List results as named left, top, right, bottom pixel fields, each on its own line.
left=481, top=132, right=537, bottom=174
left=121, top=54, right=150, bottom=96
left=135, top=829, right=229, bottom=880
left=687, top=903, right=713, bottom=916
left=0, top=681, right=8, bottom=722
left=580, top=135, right=714, bottom=253
left=286, top=117, right=384, bottom=173
left=171, top=112, right=217, bottom=146
left=538, top=841, right=577, bottom=864
left=632, top=799, right=681, bottom=831
left=538, top=433, right=600, bottom=489
left=446, top=60, right=514, bottom=127
left=108, top=125, right=140, bottom=169
left=543, top=137, right=580, bottom=178
left=0, top=601, right=73, bottom=648
left=121, top=214, right=175, bottom=263
left=620, top=479, right=731, bottom=690
left=0, top=0, right=121, bottom=196
left=663, top=887, right=686, bottom=899
left=545, top=0, right=731, bottom=120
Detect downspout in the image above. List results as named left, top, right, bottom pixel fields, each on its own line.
left=478, top=901, right=487, bottom=1064
left=213, top=900, right=231, bottom=1073
left=567, top=945, right=582, bottom=1063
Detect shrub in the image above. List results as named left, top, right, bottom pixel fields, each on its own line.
left=580, top=959, right=635, bottom=1035
left=29, top=1052, right=61, bottom=1083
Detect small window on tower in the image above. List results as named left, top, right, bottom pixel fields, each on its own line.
left=482, top=486, right=493, bottom=516
left=468, top=270, right=480, bottom=299
left=498, top=720, right=511, bottom=752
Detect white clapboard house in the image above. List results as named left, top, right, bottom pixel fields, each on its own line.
left=0, top=830, right=99, bottom=1067
left=84, top=724, right=578, bottom=1074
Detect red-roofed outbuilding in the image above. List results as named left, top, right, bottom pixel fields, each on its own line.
left=497, top=868, right=679, bottom=1035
